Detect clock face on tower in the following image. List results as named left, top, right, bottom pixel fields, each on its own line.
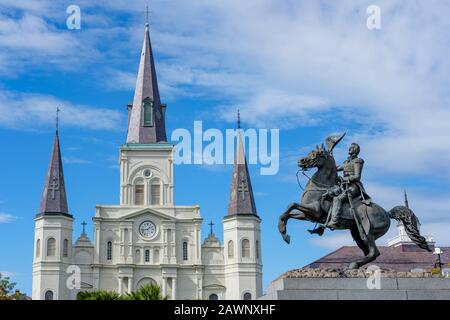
left=139, top=220, right=157, bottom=238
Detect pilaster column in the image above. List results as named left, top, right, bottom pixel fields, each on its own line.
left=150, top=247, right=154, bottom=264
left=172, top=277, right=177, bottom=300
left=171, top=229, right=176, bottom=264
left=128, top=277, right=133, bottom=294
left=94, top=225, right=100, bottom=264
left=120, top=228, right=124, bottom=258
left=128, top=230, right=133, bottom=262
left=196, top=224, right=201, bottom=264
left=118, top=277, right=123, bottom=295
left=163, top=228, right=168, bottom=263
left=197, top=276, right=202, bottom=299
left=162, top=277, right=167, bottom=297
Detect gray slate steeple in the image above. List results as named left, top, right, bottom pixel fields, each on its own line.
left=38, top=130, right=71, bottom=217
left=126, top=22, right=167, bottom=144
left=227, top=113, right=258, bottom=216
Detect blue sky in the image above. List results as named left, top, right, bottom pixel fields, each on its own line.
left=1, top=0, right=450, bottom=295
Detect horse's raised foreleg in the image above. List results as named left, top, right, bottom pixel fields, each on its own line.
left=278, top=202, right=305, bottom=244
left=278, top=202, right=319, bottom=244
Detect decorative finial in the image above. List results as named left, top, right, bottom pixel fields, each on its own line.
left=404, top=189, right=409, bottom=208
left=237, top=109, right=241, bottom=129
left=81, top=221, right=87, bottom=235
left=145, top=5, right=149, bottom=27
left=208, top=220, right=215, bottom=236
left=55, top=107, right=60, bottom=133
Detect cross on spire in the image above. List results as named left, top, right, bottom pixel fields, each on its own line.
left=208, top=221, right=215, bottom=236
left=237, top=174, right=249, bottom=200
left=237, top=109, right=241, bottom=129
left=49, top=171, right=59, bottom=200
left=82, top=221, right=87, bottom=235
left=145, top=5, right=149, bottom=25
left=56, top=107, right=60, bottom=133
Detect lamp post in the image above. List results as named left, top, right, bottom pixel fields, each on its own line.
left=433, top=247, right=444, bottom=273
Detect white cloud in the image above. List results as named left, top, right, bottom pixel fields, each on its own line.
left=103, top=70, right=136, bottom=91
left=0, top=271, right=15, bottom=278
left=309, top=231, right=355, bottom=250
left=0, top=90, right=124, bottom=131
left=0, top=213, right=18, bottom=224
left=63, top=156, right=91, bottom=164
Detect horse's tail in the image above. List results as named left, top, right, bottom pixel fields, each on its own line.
left=388, top=206, right=431, bottom=252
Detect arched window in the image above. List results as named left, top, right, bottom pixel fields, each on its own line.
left=134, top=182, right=145, bottom=205
left=36, top=239, right=41, bottom=257
left=228, top=240, right=234, bottom=258
left=63, top=239, right=68, bottom=257
left=209, top=293, right=218, bottom=300
left=145, top=249, right=150, bottom=262
left=107, top=241, right=112, bottom=261
left=143, top=97, right=153, bottom=126
left=150, top=179, right=160, bottom=205
left=241, top=239, right=250, bottom=258
left=47, top=238, right=56, bottom=257
left=135, top=249, right=141, bottom=263
left=182, top=241, right=188, bottom=261
left=255, top=240, right=259, bottom=259
left=243, top=292, right=252, bottom=300
left=45, top=290, right=54, bottom=300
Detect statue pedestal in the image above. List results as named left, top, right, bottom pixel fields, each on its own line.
left=259, top=268, right=450, bottom=300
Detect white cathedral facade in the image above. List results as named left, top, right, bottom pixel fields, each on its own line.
left=32, top=22, right=262, bottom=300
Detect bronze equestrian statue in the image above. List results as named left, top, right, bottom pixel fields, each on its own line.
left=278, top=133, right=431, bottom=269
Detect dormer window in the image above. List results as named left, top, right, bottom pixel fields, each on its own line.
left=142, top=97, right=153, bottom=127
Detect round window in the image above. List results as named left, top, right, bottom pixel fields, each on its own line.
left=143, top=169, right=151, bottom=178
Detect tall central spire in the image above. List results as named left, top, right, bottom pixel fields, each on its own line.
left=227, top=112, right=257, bottom=216
left=126, top=18, right=167, bottom=144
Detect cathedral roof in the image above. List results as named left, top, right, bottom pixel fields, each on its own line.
left=202, top=233, right=221, bottom=247
left=305, top=244, right=447, bottom=272
left=37, top=130, right=71, bottom=217
left=126, top=22, right=167, bottom=144
left=75, top=233, right=93, bottom=247
left=227, top=113, right=258, bottom=217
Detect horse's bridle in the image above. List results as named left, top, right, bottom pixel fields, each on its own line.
left=296, top=169, right=334, bottom=192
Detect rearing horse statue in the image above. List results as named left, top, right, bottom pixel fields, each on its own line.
left=278, top=134, right=431, bottom=269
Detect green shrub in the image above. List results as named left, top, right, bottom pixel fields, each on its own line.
left=77, top=284, right=167, bottom=300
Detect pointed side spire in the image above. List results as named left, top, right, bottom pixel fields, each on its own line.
left=227, top=114, right=257, bottom=216
left=126, top=19, right=167, bottom=144
left=404, top=189, right=409, bottom=208
left=38, top=129, right=71, bottom=217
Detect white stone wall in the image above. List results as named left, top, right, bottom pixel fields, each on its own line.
left=33, top=143, right=263, bottom=300
left=32, top=215, right=73, bottom=300
left=119, top=145, right=174, bottom=206
left=223, top=215, right=262, bottom=300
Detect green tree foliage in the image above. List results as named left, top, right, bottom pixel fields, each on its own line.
left=0, top=272, right=26, bottom=300
left=76, top=290, right=122, bottom=300
left=77, top=284, right=167, bottom=300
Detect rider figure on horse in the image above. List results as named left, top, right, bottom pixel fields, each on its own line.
left=310, top=142, right=370, bottom=235
left=325, top=142, right=370, bottom=229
